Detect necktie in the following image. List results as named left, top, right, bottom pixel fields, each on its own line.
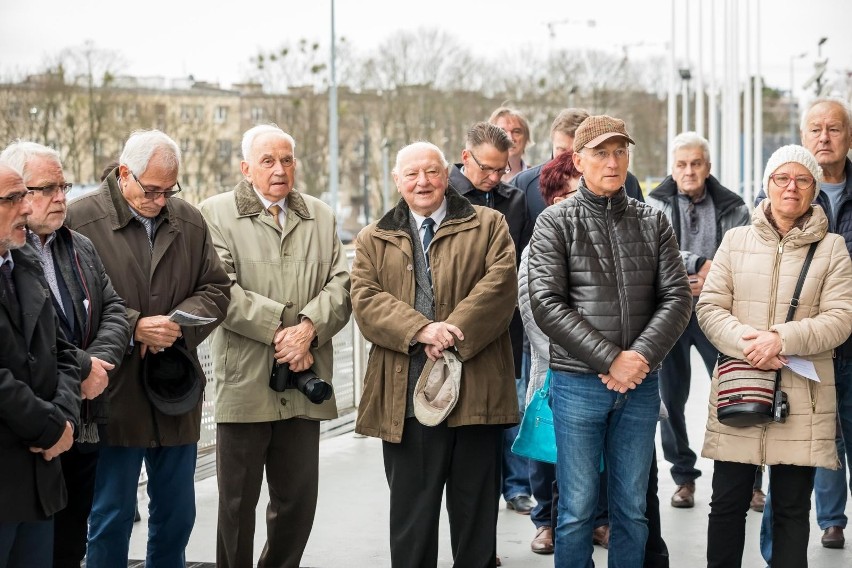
left=484, top=191, right=493, bottom=208
left=268, top=204, right=282, bottom=229
left=0, top=262, right=20, bottom=323
left=421, top=217, right=435, bottom=285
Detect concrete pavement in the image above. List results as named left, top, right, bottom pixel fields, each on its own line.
left=129, top=350, right=852, bottom=566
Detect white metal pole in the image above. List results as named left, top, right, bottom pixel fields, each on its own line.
left=753, top=0, right=763, bottom=202
left=743, top=0, right=753, bottom=206
left=667, top=0, right=678, bottom=172
left=328, top=0, right=340, bottom=215
left=696, top=0, right=705, bottom=138
left=709, top=0, right=719, bottom=167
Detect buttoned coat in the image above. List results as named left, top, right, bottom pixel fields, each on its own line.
left=697, top=203, right=852, bottom=469
left=352, top=187, right=519, bottom=443
left=65, top=171, right=231, bottom=447
left=0, top=246, right=80, bottom=520
left=198, top=180, right=351, bottom=422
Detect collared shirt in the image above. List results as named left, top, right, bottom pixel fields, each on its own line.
left=27, top=231, right=64, bottom=316
left=0, top=250, right=12, bottom=271
left=127, top=205, right=159, bottom=248
left=252, top=186, right=287, bottom=230
left=410, top=198, right=448, bottom=250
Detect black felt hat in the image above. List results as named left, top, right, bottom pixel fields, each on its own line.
left=142, top=342, right=203, bottom=416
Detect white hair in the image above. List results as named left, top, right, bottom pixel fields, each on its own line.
left=800, top=97, right=852, bottom=132
left=241, top=124, right=296, bottom=162
left=671, top=132, right=710, bottom=163
left=0, top=140, right=62, bottom=178
left=119, top=130, right=181, bottom=175
left=393, top=141, right=449, bottom=173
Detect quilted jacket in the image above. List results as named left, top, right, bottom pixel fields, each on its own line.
left=527, top=181, right=692, bottom=375
left=697, top=202, right=852, bottom=468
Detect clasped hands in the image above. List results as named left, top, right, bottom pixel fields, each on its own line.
left=414, top=321, right=464, bottom=361
left=599, top=350, right=650, bottom=393
left=741, top=330, right=786, bottom=370
left=29, top=420, right=73, bottom=462
left=136, top=315, right=182, bottom=358
left=273, top=319, right=316, bottom=372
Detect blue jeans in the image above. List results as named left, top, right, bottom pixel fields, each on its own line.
left=502, top=354, right=531, bottom=500
left=88, top=444, right=197, bottom=568
left=551, top=370, right=660, bottom=568
left=813, top=357, right=852, bottom=528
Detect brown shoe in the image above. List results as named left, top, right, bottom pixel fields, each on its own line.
left=822, top=526, right=845, bottom=549
left=592, top=525, right=610, bottom=549
left=531, top=526, right=554, bottom=555
left=671, top=482, right=695, bottom=508
left=495, top=555, right=502, bottom=566
left=750, top=489, right=766, bottom=512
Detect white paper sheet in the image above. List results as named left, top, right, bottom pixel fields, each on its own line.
left=785, top=356, right=820, bottom=382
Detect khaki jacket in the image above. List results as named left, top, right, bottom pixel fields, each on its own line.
left=199, top=180, right=351, bottom=422
left=65, top=173, right=231, bottom=447
left=352, top=188, right=519, bottom=443
left=697, top=203, right=852, bottom=469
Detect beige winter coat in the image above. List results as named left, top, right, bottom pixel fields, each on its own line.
left=697, top=202, right=852, bottom=469
left=199, top=180, right=351, bottom=423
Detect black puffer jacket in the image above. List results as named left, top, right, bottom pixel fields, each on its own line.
left=528, top=182, right=692, bottom=374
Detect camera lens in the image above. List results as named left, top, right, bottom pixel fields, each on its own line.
left=296, top=372, right=333, bottom=404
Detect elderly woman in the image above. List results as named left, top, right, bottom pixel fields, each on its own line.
left=697, top=145, right=852, bottom=568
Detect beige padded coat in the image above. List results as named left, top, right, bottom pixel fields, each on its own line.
left=696, top=202, right=852, bottom=469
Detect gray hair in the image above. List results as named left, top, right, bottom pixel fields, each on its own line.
left=489, top=106, right=534, bottom=147
left=0, top=140, right=62, bottom=178
left=465, top=122, right=513, bottom=153
left=120, top=130, right=181, bottom=175
left=241, top=124, right=296, bottom=162
left=800, top=97, right=852, bottom=132
left=393, top=141, right=449, bottom=173
left=671, top=132, right=710, bottom=163
left=550, top=108, right=590, bottom=138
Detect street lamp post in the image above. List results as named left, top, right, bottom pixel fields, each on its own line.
left=789, top=52, right=807, bottom=143
left=816, top=37, right=828, bottom=96
left=328, top=0, right=339, bottom=215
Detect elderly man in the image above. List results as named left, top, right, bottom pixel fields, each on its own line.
left=451, top=121, right=533, bottom=514
left=528, top=115, right=692, bottom=566
left=646, top=132, right=750, bottom=510
left=66, top=130, right=231, bottom=567
left=755, top=98, right=852, bottom=553
left=489, top=106, right=531, bottom=183
left=0, top=141, right=131, bottom=568
left=198, top=124, right=351, bottom=568
left=352, top=141, right=518, bottom=567
left=0, top=165, right=79, bottom=568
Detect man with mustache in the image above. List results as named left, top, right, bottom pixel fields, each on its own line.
left=0, top=141, right=131, bottom=568
left=0, top=164, right=80, bottom=567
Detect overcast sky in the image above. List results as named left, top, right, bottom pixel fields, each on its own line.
left=1, top=0, right=850, bottom=100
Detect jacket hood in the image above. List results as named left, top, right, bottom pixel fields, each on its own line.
left=649, top=174, right=744, bottom=214
left=376, top=184, right=475, bottom=233
left=233, top=178, right=312, bottom=220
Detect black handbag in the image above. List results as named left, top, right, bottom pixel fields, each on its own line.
left=716, top=242, right=818, bottom=428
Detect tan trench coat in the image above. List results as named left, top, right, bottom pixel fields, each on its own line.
left=697, top=203, right=852, bottom=469
left=199, top=180, right=351, bottom=422
left=352, top=188, right=519, bottom=443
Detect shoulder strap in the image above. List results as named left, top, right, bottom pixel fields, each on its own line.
left=785, top=242, right=819, bottom=323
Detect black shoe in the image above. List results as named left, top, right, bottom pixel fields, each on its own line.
left=506, top=495, right=535, bottom=515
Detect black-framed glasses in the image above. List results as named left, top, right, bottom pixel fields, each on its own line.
left=0, top=190, right=33, bottom=206
left=769, top=173, right=815, bottom=191
left=26, top=183, right=73, bottom=197
left=131, top=171, right=182, bottom=199
left=469, top=150, right=511, bottom=177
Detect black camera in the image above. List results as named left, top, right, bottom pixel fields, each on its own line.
left=772, top=390, right=789, bottom=423
left=269, top=362, right=333, bottom=404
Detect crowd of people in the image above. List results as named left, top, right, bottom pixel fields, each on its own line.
left=0, top=97, right=851, bottom=568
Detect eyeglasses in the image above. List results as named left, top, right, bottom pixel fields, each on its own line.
left=402, top=168, right=444, bottom=182
left=582, top=148, right=630, bottom=162
left=0, top=190, right=33, bottom=206
left=27, top=183, right=73, bottom=197
left=469, top=151, right=511, bottom=177
left=131, top=171, right=182, bottom=199
left=769, top=173, right=814, bottom=190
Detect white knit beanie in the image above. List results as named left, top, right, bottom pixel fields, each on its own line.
left=762, top=144, right=823, bottom=198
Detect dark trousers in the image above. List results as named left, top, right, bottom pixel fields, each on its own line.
left=708, top=460, right=814, bottom=568
left=383, top=418, right=502, bottom=568
left=0, top=519, right=53, bottom=568
left=659, top=313, right=717, bottom=485
left=53, top=444, right=99, bottom=568
left=530, top=459, right=556, bottom=528
left=216, top=419, right=320, bottom=568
